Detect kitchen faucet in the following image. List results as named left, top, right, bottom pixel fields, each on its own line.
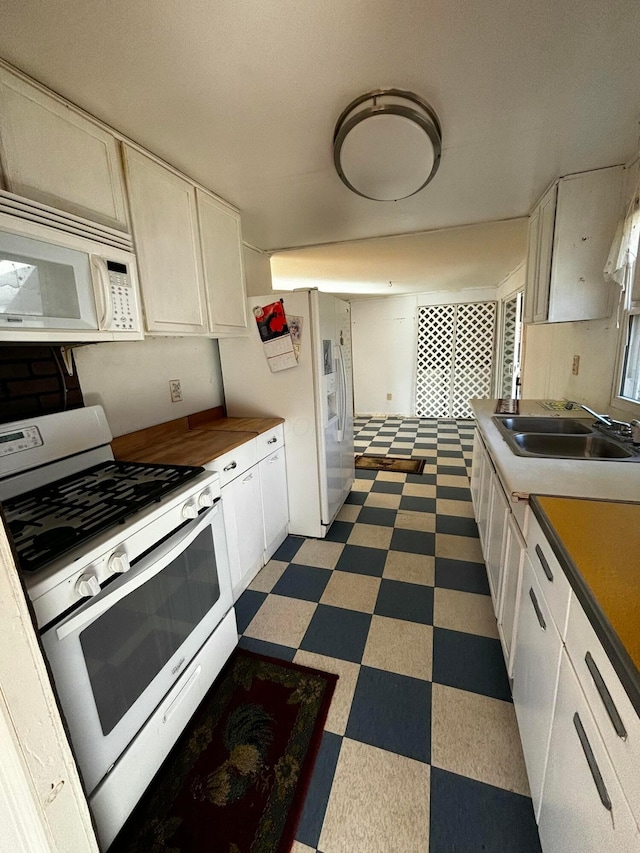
left=564, top=401, right=636, bottom=438
left=564, top=401, right=614, bottom=426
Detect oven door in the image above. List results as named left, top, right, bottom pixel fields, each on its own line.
left=41, top=501, right=234, bottom=796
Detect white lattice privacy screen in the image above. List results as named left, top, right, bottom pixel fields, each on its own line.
left=416, top=301, right=496, bottom=418
left=501, top=296, right=518, bottom=398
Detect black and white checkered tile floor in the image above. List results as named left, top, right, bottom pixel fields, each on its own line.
left=235, top=418, right=542, bottom=853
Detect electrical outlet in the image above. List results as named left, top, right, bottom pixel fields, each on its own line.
left=572, top=356, right=580, bottom=376
left=169, top=379, right=182, bottom=402
left=386, top=393, right=392, bottom=400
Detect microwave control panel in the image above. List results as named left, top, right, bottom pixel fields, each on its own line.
left=107, top=261, right=137, bottom=331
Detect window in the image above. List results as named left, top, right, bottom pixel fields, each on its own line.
left=618, top=308, right=640, bottom=405
left=610, top=170, right=640, bottom=410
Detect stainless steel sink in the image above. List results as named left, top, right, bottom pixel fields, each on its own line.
left=491, top=414, right=640, bottom=460
left=493, top=416, right=594, bottom=434
left=512, top=433, right=634, bottom=459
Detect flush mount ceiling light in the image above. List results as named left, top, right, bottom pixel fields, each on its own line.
left=333, top=89, right=442, bottom=202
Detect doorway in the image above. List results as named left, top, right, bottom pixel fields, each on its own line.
left=499, top=292, right=524, bottom=399
left=415, top=301, right=496, bottom=419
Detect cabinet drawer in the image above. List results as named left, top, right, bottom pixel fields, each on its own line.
left=539, top=652, right=640, bottom=853
left=565, top=596, right=640, bottom=824
left=526, top=512, right=572, bottom=638
left=257, top=425, right=284, bottom=458
left=205, top=438, right=257, bottom=486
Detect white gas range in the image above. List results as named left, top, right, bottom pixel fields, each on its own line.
left=0, top=406, right=238, bottom=851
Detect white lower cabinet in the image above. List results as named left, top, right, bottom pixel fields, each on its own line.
left=497, top=514, right=525, bottom=677
left=223, top=467, right=264, bottom=598
left=259, top=448, right=289, bottom=563
left=512, top=554, right=563, bottom=819
left=472, top=428, right=521, bottom=671
left=215, top=426, right=289, bottom=601
left=485, top=472, right=509, bottom=610
left=538, top=652, right=640, bottom=852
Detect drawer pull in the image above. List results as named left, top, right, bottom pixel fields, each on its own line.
left=242, top=473, right=254, bottom=483
left=529, top=587, right=546, bottom=631
left=535, top=544, right=554, bottom=582
left=585, top=652, right=627, bottom=740
left=223, top=462, right=237, bottom=472
left=267, top=436, right=278, bottom=444
left=573, top=712, right=612, bottom=811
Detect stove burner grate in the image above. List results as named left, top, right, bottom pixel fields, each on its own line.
left=2, top=460, right=204, bottom=574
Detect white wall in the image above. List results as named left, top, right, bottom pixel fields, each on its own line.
left=243, top=245, right=273, bottom=297
left=75, top=336, right=224, bottom=436
left=352, top=295, right=417, bottom=416
left=351, top=286, right=501, bottom=416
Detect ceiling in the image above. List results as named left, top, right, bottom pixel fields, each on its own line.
left=0, top=1, right=639, bottom=252
left=270, top=219, right=527, bottom=299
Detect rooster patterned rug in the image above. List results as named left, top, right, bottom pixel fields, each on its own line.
left=112, top=649, right=337, bottom=853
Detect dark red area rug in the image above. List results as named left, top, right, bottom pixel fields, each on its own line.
left=111, top=648, right=338, bottom=853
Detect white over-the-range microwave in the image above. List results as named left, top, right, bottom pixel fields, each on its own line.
left=0, top=190, right=143, bottom=342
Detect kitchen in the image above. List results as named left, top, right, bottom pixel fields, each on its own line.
left=1, top=2, right=640, bottom=852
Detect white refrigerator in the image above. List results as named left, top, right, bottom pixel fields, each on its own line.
left=218, top=289, right=354, bottom=539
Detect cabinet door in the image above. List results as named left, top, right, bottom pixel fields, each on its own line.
left=539, top=653, right=640, bottom=853
left=259, top=449, right=289, bottom=562
left=498, top=514, right=525, bottom=677
left=227, top=466, right=264, bottom=596
left=476, top=443, right=492, bottom=554
left=196, top=189, right=247, bottom=336
left=485, top=472, right=509, bottom=611
left=512, top=554, right=563, bottom=818
left=123, top=145, right=208, bottom=334
left=0, top=68, right=128, bottom=230
left=533, top=184, right=558, bottom=323
left=470, top=430, right=483, bottom=511
left=523, top=205, right=540, bottom=325
left=549, top=167, right=624, bottom=323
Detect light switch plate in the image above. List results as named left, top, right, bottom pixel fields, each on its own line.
left=169, top=379, right=182, bottom=402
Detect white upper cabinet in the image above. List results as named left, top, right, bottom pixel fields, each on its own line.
left=0, top=67, right=128, bottom=231
left=524, top=166, right=624, bottom=324
left=196, top=189, right=247, bottom=335
left=122, top=145, right=208, bottom=335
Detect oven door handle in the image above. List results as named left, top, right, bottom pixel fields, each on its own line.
left=55, top=504, right=219, bottom=641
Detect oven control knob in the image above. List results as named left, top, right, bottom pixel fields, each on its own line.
left=198, top=490, right=214, bottom=508
left=108, top=550, right=130, bottom=575
left=182, top=500, right=199, bottom=519
left=75, top=573, right=101, bottom=599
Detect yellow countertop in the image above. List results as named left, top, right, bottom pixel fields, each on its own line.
left=111, top=411, right=284, bottom=467
left=533, top=495, right=640, bottom=682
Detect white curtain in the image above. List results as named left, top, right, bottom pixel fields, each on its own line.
left=604, top=161, right=640, bottom=324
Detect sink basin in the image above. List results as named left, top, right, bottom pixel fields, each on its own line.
left=512, top=434, right=634, bottom=459
left=493, top=416, right=593, bottom=434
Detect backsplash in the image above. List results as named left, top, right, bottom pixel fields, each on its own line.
left=0, top=345, right=84, bottom=425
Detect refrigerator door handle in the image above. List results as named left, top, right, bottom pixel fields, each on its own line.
left=335, top=344, right=347, bottom=442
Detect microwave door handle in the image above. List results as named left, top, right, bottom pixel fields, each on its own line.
left=55, top=504, right=218, bottom=640
left=91, top=255, right=113, bottom=330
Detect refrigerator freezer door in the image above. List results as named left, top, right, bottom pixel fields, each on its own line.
left=313, top=292, right=354, bottom=527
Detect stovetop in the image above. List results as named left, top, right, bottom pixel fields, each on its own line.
left=2, top=460, right=204, bottom=574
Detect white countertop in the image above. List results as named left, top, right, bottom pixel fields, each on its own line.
left=471, top=399, right=640, bottom=504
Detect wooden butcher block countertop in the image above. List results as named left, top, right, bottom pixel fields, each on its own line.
left=187, top=413, right=284, bottom=434
left=111, top=408, right=284, bottom=467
